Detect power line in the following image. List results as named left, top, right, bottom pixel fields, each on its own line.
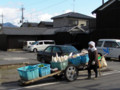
left=38, top=0, right=67, bottom=11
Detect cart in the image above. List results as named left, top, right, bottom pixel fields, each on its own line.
left=18, top=63, right=88, bottom=86
left=18, top=55, right=89, bottom=85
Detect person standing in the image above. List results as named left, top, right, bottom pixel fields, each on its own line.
left=88, top=41, right=99, bottom=79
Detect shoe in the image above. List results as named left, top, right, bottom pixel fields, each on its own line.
left=93, top=77, right=98, bottom=80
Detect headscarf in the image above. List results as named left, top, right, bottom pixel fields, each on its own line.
left=88, top=41, right=97, bottom=52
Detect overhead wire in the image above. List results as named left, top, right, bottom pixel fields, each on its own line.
left=37, top=0, right=68, bottom=11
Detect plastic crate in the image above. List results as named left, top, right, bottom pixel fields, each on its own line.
left=81, top=54, right=89, bottom=64
left=51, top=60, right=68, bottom=70
left=68, top=56, right=81, bottom=66
left=17, top=66, right=39, bottom=81
left=36, top=63, right=51, bottom=77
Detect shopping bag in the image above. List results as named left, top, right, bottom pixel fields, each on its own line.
left=98, top=60, right=102, bottom=68
left=99, top=56, right=107, bottom=68
left=101, top=56, right=107, bottom=67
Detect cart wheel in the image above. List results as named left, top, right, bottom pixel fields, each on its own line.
left=65, top=64, right=78, bottom=82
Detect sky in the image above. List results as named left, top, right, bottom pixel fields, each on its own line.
left=0, top=0, right=108, bottom=26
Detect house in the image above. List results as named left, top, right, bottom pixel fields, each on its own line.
left=92, top=0, right=120, bottom=40
left=38, top=21, right=53, bottom=28
left=0, top=27, right=57, bottom=50
left=52, top=12, right=96, bottom=32
left=21, top=22, right=38, bottom=27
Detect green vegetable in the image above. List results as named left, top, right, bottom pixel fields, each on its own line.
left=38, top=64, right=44, bottom=67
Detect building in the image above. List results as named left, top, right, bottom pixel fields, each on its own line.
left=0, top=27, right=56, bottom=50
left=52, top=12, right=96, bottom=32
left=92, top=0, right=120, bottom=40
left=21, top=22, right=38, bottom=27
left=0, top=12, right=96, bottom=50
left=38, top=21, right=53, bottom=28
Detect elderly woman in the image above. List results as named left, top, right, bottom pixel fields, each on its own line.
left=88, top=41, right=99, bottom=79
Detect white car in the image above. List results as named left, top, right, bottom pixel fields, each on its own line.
left=97, top=39, right=120, bottom=60
left=28, top=40, right=55, bottom=52
left=23, top=41, right=35, bottom=51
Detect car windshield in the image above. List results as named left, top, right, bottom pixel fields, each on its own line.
left=61, top=46, right=78, bottom=54
left=31, top=41, right=38, bottom=45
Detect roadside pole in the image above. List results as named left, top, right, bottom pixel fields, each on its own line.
left=0, top=74, right=1, bottom=85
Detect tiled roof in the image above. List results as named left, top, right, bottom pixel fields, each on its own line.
left=38, top=21, right=53, bottom=26
left=0, top=26, right=89, bottom=35
left=21, top=22, right=38, bottom=27
left=52, top=12, right=94, bottom=19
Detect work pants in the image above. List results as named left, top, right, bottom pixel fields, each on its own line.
left=88, top=65, right=98, bottom=78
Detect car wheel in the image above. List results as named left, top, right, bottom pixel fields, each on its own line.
left=105, top=57, right=110, bottom=60
left=33, top=48, right=37, bottom=53
left=65, top=64, right=78, bottom=82
left=119, top=55, right=120, bottom=61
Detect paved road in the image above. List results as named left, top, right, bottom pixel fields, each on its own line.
left=0, top=51, right=39, bottom=65
left=0, top=61, right=120, bottom=90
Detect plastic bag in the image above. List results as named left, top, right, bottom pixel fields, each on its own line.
left=98, top=56, right=107, bottom=68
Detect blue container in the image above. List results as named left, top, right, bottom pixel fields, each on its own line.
left=81, top=54, right=89, bottom=64
left=17, top=65, right=39, bottom=81
left=37, top=63, right=51, bottom=77
left=51, top=60, right=68, bottom=70
left=68, top=56, right=81, bottom=66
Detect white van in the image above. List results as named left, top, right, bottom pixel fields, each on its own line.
left=97, top=39, right=120, bottom=60
left=28, top=40, right=55, bottom=52
left=23, top=41, right=35, bottom=51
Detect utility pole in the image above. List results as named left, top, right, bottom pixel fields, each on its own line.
left=1, top=13, right=3, bottom=26
left=0, top=13, right=4, bottom=27
left=102, top=0, right=104, bottom=4
left=20, top=5, right=25, bottom=25
left=73, top=0, right=75, bottom=12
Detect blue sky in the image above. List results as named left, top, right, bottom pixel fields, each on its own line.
left=0, top=0, right=108, bottom=26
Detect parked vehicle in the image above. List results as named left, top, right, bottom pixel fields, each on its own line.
left=97, top=39, right=120, bottom=60
left=28, top=40, right=55, bottom=52
left=23, top=41, right=35, bottom=51
left=37, top=45, right=79, bottom=63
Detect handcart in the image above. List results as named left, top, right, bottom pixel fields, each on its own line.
left=18, top=54, right=89, bottom=85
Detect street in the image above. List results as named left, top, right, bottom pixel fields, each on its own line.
left=0, top=60, right=120, bottom=90
left=0, top=51, right=39, bottom=65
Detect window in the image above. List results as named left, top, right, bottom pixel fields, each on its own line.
left=97, top=41, right=103, bottom=47
left=104, top=41, right=119, bottom=48
left=39, top=42, right=43, bottom=45
left=44, top=41, right=54, bottom=44
left=69, top=20, right=78, bottom=26
left=44, top=46, right=52, bottom=53
left=61, top=46, right=78, bottom=54
left=81, top=24, right=84, bottom=27
left=53, top=47, right=61, bottom=53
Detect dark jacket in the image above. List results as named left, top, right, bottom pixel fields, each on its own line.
left=88, top=50, right=98, bottom=66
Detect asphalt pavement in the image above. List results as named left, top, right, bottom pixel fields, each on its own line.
left=0, top=51, right=39, bottom=65
left=0, top=51, right=120, bottom=90
left=0, top=60, right=120, bottom=90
